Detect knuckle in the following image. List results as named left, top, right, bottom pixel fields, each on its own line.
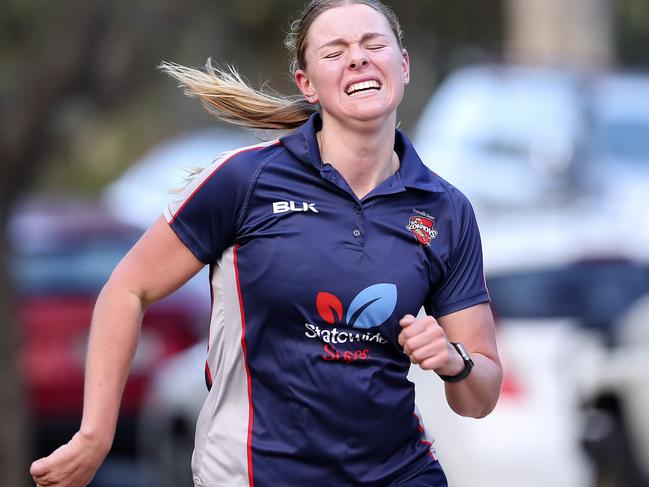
left=430, top=324, right=444, bottom=337
left=411, top=346, right=429, bottom=362
left=419, top=359, right=436, bottom=370
left=423, top=329, right=438, bottom=343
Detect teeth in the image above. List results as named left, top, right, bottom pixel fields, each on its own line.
left=346, top=80, right=381, bottom=95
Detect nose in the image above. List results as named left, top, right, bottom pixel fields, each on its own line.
left=348, top=46, right=369, bottom=70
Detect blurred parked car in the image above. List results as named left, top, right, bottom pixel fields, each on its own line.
left=584, top=71, right=649, bottom=211
left=412, top=64, right=649, bottom=485
left=412, top=64, right=589, bottom=213
left=9, top=197, right=209, bottom=463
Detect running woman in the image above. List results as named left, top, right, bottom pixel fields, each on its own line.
left=30, top=2, right=502, bottom=486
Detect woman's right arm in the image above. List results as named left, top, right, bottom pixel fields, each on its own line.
left=30, top=216, right=205, bottom=487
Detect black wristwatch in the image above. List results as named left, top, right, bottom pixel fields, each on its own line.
left=438, top=342, right=474, bottom=383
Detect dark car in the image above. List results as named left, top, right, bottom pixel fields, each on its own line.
left=8, top=197, right=209, bottom=466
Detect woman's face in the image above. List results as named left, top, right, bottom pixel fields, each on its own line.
left=295, top=3, right=410, bottom=128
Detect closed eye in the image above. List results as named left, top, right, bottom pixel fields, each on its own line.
left=323, top=51, right=342, bottom=59
left=366, top=44, right=387, bottom=50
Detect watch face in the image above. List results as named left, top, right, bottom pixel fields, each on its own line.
left=454, top=343, right=471, bottom=361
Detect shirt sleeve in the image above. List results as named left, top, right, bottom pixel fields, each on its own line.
left=163, top=149, right=256, bottom=264
left=428, top=190, right=490, bottom=317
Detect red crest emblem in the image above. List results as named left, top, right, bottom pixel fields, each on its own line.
left=407, top=215, right=438, bottom=246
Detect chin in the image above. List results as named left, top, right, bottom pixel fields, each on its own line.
left=348, top=106, right=397, bottom=124
left=349, top=95, right=400, bottom=118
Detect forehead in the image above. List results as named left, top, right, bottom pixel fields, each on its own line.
left=307, top=3, right=395, bottom=47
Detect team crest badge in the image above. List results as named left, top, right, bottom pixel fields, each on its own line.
left=407, top=213, right=438, bottom=246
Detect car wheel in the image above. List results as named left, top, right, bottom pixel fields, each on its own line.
left=581, top=407, right=647, bottom=487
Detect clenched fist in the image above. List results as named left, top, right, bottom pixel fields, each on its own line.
left=30, top=431, right=109, bottom=487
left=398, top=314, right=464, bottom=376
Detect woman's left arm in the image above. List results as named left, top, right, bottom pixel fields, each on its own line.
left=399, top=302, right=502, bottom=418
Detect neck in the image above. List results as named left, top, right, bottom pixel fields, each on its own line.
left=317, top=113, right=399, bottom=200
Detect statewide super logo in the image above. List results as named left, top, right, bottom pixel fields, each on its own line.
left=406, top=212, right=438, bottom=246
left=304, top=283, right=397, bottom=365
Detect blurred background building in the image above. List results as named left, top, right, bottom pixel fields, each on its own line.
left=2, top=0, right=649, bottom=486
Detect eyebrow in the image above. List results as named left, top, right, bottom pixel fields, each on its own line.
left=316, top=32, right=389, bottom=52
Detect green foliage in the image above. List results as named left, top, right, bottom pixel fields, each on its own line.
left=616, top=0, right=649, bottom=67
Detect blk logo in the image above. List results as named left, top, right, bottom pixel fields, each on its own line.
left=316, top=283, right=397, bottom=329
left=272, top=200, right=319, bottom=214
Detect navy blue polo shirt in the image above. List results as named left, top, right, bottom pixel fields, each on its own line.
left=164, top=113, right=489, bottom=487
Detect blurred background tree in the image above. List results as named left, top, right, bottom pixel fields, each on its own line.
left=1, top=0, right=649, bottom=485
left=617, top=0, right=649, bottom=66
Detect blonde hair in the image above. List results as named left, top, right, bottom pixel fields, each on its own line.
left=161, top=0, right=403, bottom=131
left=160, top=60, right=315, bottom=130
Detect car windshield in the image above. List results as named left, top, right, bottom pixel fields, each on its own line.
left=11, top=238, right=134, bottom=294
left=421, top=69, right=580, bottom=162
left=488, top=261, right=649, bottom=332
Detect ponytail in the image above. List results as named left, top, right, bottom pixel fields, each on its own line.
left=159, top=60, right=316, bottom=131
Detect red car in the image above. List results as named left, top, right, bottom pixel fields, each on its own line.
left=9, top=197, right=209, bottom=459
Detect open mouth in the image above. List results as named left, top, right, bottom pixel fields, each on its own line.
left=345, top=80, right=381, bottom=96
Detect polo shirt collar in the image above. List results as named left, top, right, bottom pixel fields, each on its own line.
left=280, top=113, right=444, bottom=194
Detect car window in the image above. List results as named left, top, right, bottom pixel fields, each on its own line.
left=11, top=238, right=135, bottom=294
left=416, top=68, right=580, bottom=160
left=595, top=118, right=649, bottom=162
left=488, top=261, right=649, bottom=331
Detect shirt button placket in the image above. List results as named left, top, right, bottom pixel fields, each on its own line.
left=352, top=204, right=365, bottom=244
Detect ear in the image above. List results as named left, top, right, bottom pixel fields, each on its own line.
left=401, top=48, right=411, bottom=86
left=295, top=69, right=319, bottom=104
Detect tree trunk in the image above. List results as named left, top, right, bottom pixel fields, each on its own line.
left=0, top=221, right=29, bottom=486
left=505, top=0, right=614, bottom=69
